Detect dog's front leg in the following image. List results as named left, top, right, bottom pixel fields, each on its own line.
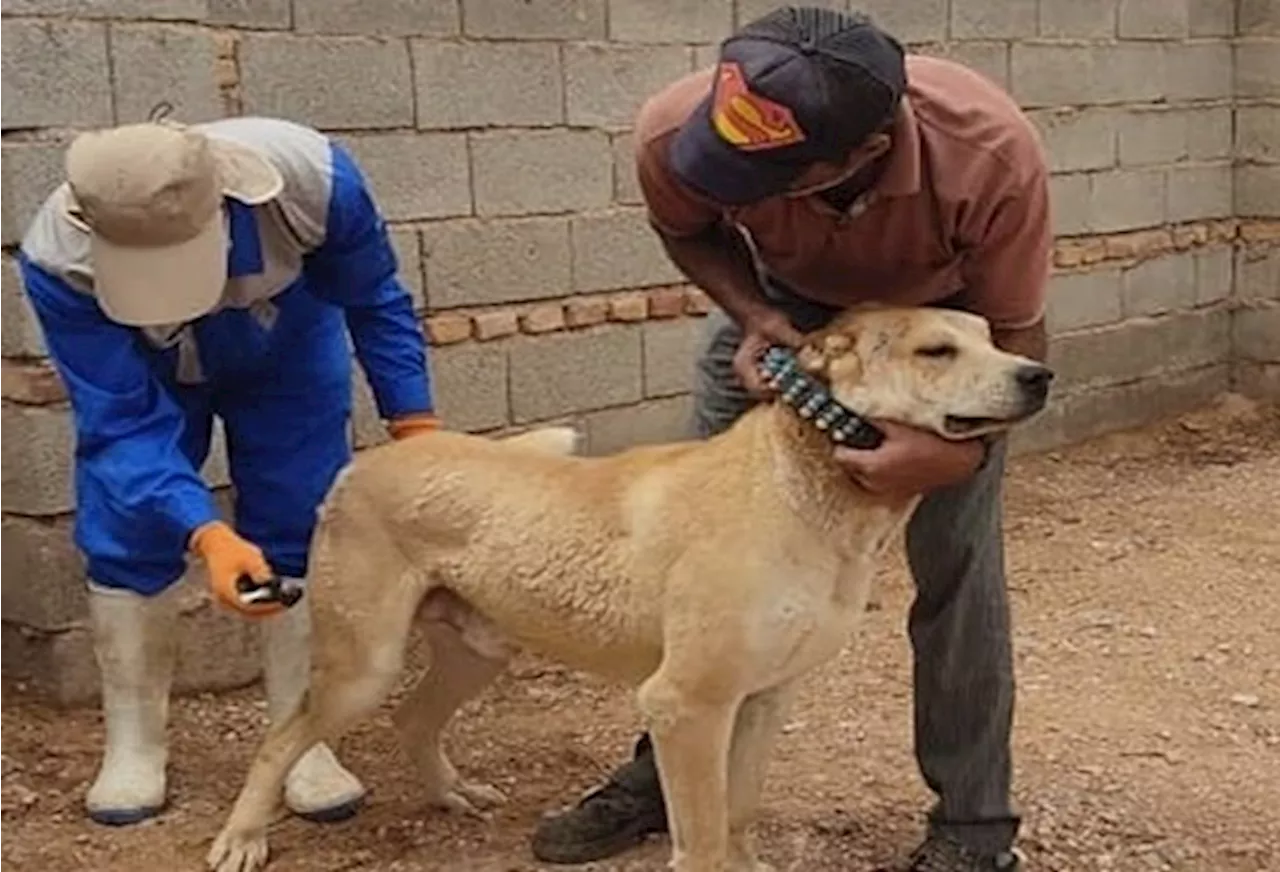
left=638, top=676, right=739, bottom=872
left=726, top=682, right=800, bottom=872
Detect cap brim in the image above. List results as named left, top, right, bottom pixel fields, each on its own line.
left=92, top=213, right=227, bottom=327
left=668, top=96, right=808, bottom=206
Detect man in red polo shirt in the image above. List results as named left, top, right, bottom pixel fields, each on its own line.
left=531, top=7, right=1051, bottom=872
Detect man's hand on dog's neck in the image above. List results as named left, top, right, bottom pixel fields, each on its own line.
left=833, top=422, right=985, bottom=499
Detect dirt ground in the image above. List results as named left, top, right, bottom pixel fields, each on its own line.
left=3, top=394, right=1278, bottom=872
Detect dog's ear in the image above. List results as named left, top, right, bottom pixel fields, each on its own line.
left=797, top=331, right=854, bottom=376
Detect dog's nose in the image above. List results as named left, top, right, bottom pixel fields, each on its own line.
left=1016, top=364, right=1054, bottom=396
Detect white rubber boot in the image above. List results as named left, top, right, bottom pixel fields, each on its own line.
left=261, top=585, right=366, bottom=823
left=84, top=581, right=177, bottom=826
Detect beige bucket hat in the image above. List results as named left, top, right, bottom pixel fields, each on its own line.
left=64, top=121, right=284, bottom=326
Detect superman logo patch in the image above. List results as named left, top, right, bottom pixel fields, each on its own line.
left=710, top=61, right=807, bottom=152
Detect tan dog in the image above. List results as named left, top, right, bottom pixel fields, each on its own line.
left=207, top=305, right=1052, bottom=872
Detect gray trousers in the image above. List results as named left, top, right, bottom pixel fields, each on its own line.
left=688, top=282, right=1019, bottom=852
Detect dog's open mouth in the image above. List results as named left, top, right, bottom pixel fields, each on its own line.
left=943, top=414, right=1009, bottom=435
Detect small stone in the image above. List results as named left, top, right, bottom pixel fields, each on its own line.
left=1081, top=610, right=1118, bottom=629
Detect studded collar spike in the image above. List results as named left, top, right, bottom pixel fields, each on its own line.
left=756, top=345, right=885, bottom=450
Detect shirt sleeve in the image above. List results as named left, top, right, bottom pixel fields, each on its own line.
left=958, top=164, right=1053, bottom=331
left=17, top=255, right=220, bottom=546
left=303, top=142, right=434, bottom=419
left=634, top=131, right=724, bottom=239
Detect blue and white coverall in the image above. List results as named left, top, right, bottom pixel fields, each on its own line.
left=18, top=117, right=434, bottom=596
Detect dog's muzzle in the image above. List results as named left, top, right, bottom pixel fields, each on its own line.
left=1016, top=363, right=1054, bottom=409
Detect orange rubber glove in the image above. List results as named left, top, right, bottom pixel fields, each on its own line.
left=387, top=412, right=441, bottom=441
left=189, top=520, right=282, bottom=618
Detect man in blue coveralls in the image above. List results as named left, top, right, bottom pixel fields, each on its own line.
left=17, top=117, right=440, bottom=826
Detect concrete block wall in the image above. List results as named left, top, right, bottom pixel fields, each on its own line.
left=1, top=0, right=1277, bottom=705
left=1233, top=0, right=1280, bottom=396
left=1008, top=0, right=1279, bottom=451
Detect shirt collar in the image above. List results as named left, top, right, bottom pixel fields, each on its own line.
left=225, top=198, right=263, bottom=278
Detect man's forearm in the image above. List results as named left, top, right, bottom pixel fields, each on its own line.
left=993, top=318, right=1048, bottom=363
left=657, top=222, right=774, bottom=327
left=343, top=284, right=434, bottom=419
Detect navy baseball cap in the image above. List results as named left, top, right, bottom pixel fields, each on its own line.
left=669, top=6, right=907, bottom=205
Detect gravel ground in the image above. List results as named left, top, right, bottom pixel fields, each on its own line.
left=3, top=393, right=1278, bottom=872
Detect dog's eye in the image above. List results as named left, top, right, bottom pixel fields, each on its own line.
left=916, top=344, right=958, bottom=359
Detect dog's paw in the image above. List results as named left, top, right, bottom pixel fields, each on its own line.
left=431, top=780, right=507, bottom=819
left=730, top=843, right=775, bottom=872
left=207, top=826, right=269, bottom=872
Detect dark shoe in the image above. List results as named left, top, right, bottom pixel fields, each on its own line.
left=900, top=832, right=1021, bottom=872
left=87, top=801, right=167, bottom=827
left=531, top=736, right=668, bottom=864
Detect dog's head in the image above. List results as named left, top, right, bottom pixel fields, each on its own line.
left=794, top=305, right=1053, bottom=440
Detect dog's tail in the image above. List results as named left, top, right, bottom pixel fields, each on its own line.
left=498, top=425, right=582, bottom=457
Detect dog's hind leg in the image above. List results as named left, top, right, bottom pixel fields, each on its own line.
left=208, top=611, right=415, bottom=872
left=209, top=518, right=423, bottom=871
left=210, top=588, right=422, bottom=872
left=725, top=682, right=800, bottom=872
left=393, top=593, right=512, bottom=818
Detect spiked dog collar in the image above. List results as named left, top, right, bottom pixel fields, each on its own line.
left=757, top=345, right=885, bottom=450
